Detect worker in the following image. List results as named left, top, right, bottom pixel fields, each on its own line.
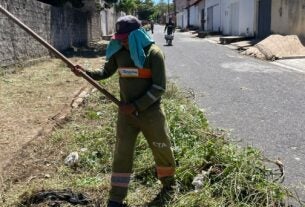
left=164, top=17, right=175, bottom=35
left=72, top=15, right=176, bottom=207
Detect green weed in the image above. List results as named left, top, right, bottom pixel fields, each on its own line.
left=3, top=81, right=301, bottom=207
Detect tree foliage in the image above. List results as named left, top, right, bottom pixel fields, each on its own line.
left=114, top=0, right=174, bottom=21
left=136, top=0, right=154, bottom=20
left=115, top=0, right=138, bottom=14
left=151, top=0, right=174, bottom=22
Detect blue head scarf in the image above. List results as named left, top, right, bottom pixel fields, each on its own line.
left=105, top=28, right=155, bottom=68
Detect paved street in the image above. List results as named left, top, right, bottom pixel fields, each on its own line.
left=152, top=25, right=305, bottom=200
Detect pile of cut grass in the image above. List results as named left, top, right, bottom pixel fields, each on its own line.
left=1, top=75, right=301, bottom=207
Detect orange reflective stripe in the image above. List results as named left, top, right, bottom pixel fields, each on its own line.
left=138, top=68, right=152, bottom=78
left=156, top=166, right=175, bottom=178
left=118, top=67, right=152, bottom=78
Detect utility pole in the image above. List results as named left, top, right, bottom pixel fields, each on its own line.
left=167, top=0, right=170, bottom=19
left=173, top=0, right=176, bottom=24
left=187, top=0, right=190, bottom=28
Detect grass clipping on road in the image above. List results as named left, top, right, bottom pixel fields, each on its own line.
left=1, top=76, right=298, bottom=206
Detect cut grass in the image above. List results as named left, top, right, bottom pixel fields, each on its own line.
left=1, top=74, right=302, bottom=207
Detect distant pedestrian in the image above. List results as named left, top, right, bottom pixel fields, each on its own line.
left=150, top=20, right=154, bottom=34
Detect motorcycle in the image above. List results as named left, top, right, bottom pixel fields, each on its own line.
left=165, top=33, right=174, bottom=46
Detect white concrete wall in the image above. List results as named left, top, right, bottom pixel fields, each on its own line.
left=176, top=9, right=188, bottom=29
left=221, top=0, right=232, bottom=34
left=221, top=0, right=257, bottom=36
left=190, top=5, right=197, bottom=26
left=100, top=8, right=120, bottom=36
left=197, top=0, right=205, bottom=30
left=205, top=0, right=221, bottom=32
left=183, top=9, right=188, bottom=28
left=239, top=0, right=256, bottom=36
left=177, top=0, right=205, bottom=29
left=176, top=11, right=184, bottom=28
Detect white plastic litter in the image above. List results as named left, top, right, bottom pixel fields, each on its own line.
left=64, top=152, right=79, bottom=167
left=192, top=170, right=209, bottom=192
left=192, top=174, right=204, bottom=192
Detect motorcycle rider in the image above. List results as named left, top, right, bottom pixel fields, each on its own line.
left=164, top=18, right=175, bottom=35
left=164, top=18, right=175, bottom=46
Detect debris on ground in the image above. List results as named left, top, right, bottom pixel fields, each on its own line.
left=20, top=189, right=96, bottom=206
left=0, top=51, right=105, bottom=176
left=242, top=35, right=305, bottom=60
left=64, top=152, right=79, bottom=167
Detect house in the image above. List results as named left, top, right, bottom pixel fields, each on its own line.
left=175, top=0, right=205, bottom=30
left=175, top=0, right=188, bottom=29
left=204, top=0, right=257, bottom=37
left=255, top=0, right=305, bottom=39
left=175, top=0, right=305, bottom=39
left=189, top=0, right=205, bottom=30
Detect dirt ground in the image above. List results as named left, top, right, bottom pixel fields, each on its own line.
left=0, top=56, right=105, bottom=179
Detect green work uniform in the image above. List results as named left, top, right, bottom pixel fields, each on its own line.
left=87, top=44, right=176, bottom=202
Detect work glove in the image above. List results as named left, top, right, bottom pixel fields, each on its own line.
left=119, top=102, right=137, bottom=115
left=71, top=65, right=85, bottom=77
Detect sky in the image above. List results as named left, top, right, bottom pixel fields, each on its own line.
left=153, top=0, right=173, bottom=4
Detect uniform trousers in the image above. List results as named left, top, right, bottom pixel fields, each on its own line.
left=109, top=107, right=176, bottom=202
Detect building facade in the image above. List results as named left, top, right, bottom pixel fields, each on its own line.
left=271, top=0, right=305, bottom=39
left=221, top=0, right=257, bottom=36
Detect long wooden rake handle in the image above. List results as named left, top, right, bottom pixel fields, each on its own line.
left=0, top=5, right=120, bottom=106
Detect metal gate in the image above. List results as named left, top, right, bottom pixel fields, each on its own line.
left=207, top=6, right=213, bottom=31
left=201, top=9, right=205, bottom=30
left=230, top=2, right=239, bottom=35
left=257, top=0, right=271, bottom=38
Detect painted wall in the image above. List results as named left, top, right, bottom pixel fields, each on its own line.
left=100, top=8, right=118, bottom=36
left=176, top=11, right=184, bottom=28
left=176, top=8, right=188, bottom=29
left=175, top=0, right=187, bottom=29
left=0, top=0, right=101, bottom=67
left=188, top=0, right=205, bottom=28
left=183, top=9, right=188, bottom=28
left=271, top=0, right=305, bottom=38
left=221, top=0, right=257, bottom=36
left=239, top=0, right=256, bottom=36
left=197, top=0, right=205, bottom=30
left=205, top=0, right=221, bottom=32
left=189, top=4, right=198, bottom=26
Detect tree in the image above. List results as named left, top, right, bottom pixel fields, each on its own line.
left=152, top=0, right=173, bottom=23
left=136, top=0, right=154, bottom=20
left=115, top=0, right=137, bottom=14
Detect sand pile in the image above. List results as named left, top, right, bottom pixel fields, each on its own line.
left=242, top=35, right=305, bottom=60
